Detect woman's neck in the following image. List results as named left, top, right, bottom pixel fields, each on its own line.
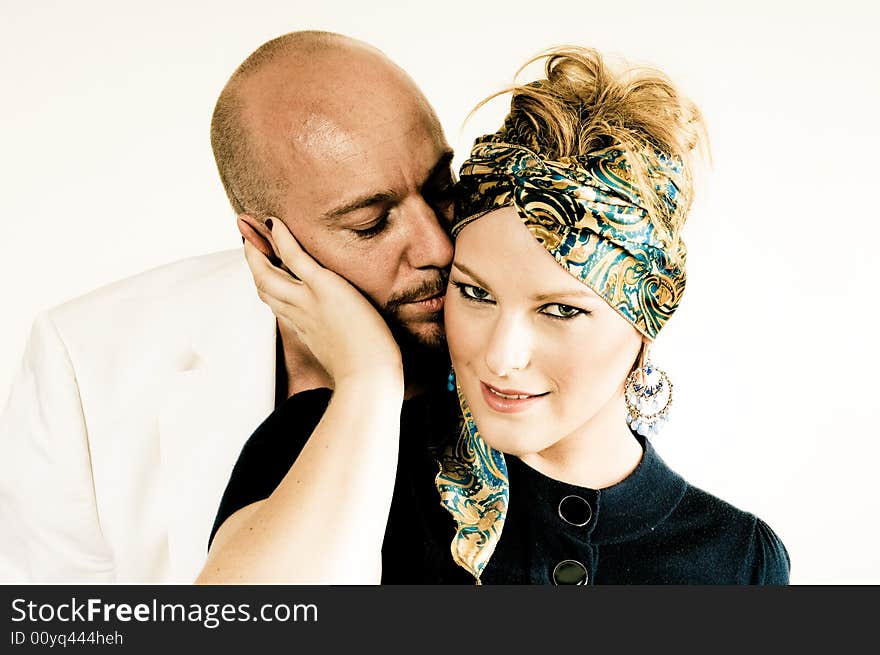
left=516, top=394, right=643, bottom=489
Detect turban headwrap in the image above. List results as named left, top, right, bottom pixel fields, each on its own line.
left=452, top=116, right=688, bottom=340
left=435, top=116, right=691, bottom=583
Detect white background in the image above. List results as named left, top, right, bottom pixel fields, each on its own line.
left=2, top=0, right=878, bottom=583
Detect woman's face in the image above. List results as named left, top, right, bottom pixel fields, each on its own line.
left=444, top=206, right=644, bottom=456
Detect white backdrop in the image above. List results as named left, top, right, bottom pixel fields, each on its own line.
left=2, top=0, right=878, bottom=583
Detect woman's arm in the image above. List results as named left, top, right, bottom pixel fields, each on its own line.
left=196, top=374, right=402, bottom=584
left=196, top=217, right=405, bottom=584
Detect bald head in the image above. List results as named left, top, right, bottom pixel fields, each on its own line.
left=210, top=30, right=441, bottom=219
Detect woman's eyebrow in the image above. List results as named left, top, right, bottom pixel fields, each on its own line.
left=532, top=290, right=596, bottom=302
left=452, top=262, right=491, bottom=289
left=454, top=262, right=597, bottom=302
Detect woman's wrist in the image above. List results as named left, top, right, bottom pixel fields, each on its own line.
left=334, top=366, right=405, bottom=401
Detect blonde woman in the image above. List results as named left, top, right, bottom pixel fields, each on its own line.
left=200, top=47, right=789, bottom=585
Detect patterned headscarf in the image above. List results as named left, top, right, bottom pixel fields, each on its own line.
left=452, top=113, right=688, bottom=340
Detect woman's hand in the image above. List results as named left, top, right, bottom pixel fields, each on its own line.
left=242, top=217, right=403, bottom=387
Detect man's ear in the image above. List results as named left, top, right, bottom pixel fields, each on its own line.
left=237, top=214, right=275, bottom=260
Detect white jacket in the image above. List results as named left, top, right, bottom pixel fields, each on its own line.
left=0, top=249, right=277, bottom=583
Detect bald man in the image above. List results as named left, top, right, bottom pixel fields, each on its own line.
left=0, top=31, right=455, bottom=583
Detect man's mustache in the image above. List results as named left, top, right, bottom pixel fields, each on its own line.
left=385, top=272, right=449, bottom=310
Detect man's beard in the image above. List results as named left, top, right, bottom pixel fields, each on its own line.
left=381, top=271, right=450, bottom=386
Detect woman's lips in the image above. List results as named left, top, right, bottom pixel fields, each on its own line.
left=480, top=381, right=548, bottom=414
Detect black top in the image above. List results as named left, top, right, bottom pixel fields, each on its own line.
left=210, top=388, right=790, bottom=584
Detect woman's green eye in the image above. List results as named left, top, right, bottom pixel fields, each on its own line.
left=543, top=303, right=583, bottom=319
left=453, top=282, right=493, bottom=302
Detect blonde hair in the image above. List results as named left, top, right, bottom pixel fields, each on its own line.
left=470, top=46, right=709, bottom=265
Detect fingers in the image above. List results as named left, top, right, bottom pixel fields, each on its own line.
left=242, top=241, right=321, bottom=349
left=243, top=240, right=305, bottom=310
left=237, top=215, right=275, bottom=261
left=267, top=218, right=320, bottom=283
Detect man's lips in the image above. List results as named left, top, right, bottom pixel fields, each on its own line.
left=480, top=380, right=549, bottom=413
left=402, top=293, right=445, bottom=312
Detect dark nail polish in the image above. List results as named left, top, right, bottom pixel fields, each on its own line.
left=265, top=218, right=273, bottom=231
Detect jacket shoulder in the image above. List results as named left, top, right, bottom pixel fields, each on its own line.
left=671, top=484, right=790, bottom=584
left=33, top=248, right=263, bottom=383
left=745, top=516, right=791, bottom=584
left=48, top=249, right=244, bottom=320
left=43, top=249, right=253, bottom=342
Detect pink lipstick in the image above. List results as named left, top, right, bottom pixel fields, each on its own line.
left=480, top=381, right=548, bottom=414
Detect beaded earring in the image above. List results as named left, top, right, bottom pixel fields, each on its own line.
left=447, top=368, right=456, bottom=392
left=624, top=359, right=673, bottom=437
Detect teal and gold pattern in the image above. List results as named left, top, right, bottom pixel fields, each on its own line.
left=453, top=130, right=688, bottom=339
left=434, top=385, right=509, bottom=584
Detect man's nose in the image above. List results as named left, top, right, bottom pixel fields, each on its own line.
left=484, top=313, right=532, bottom=378
left=404, top=197, right=454, bottom=270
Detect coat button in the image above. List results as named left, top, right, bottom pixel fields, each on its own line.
left=558, top=494, right=592, bottom=526
left=552, top=560, right=589, bottom=585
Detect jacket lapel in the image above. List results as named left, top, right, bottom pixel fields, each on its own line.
left=157, top=255, right=277, bottom=582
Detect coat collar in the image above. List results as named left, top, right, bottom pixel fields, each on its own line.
left=594, top=434, right=688, bottom=543
left=504, top=433, right=688, bottom=545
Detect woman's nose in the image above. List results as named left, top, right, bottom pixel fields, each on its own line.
left=484, top=314, right=531, bottom=377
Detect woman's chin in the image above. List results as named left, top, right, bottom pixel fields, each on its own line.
left=473, top=424, right=541, bottom=458
left=462, top=399, right=542, bottom=456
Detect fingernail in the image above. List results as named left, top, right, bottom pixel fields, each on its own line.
left=265, top=218, right=273, bottom=231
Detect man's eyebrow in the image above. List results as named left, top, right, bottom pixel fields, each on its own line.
left=321, top=149, right=454, bottom=222
left=421, top=149, right=455, bottom=187
left=323, top=190, right=396, bottom=221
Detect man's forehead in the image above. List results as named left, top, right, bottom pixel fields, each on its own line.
left=291, top=112, right=360, bottom=163
left=282, top=109, right=448, bottom=209
left=244, top=55, right=437, bottom=154
left=238, top=53, right=448, bottom=214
